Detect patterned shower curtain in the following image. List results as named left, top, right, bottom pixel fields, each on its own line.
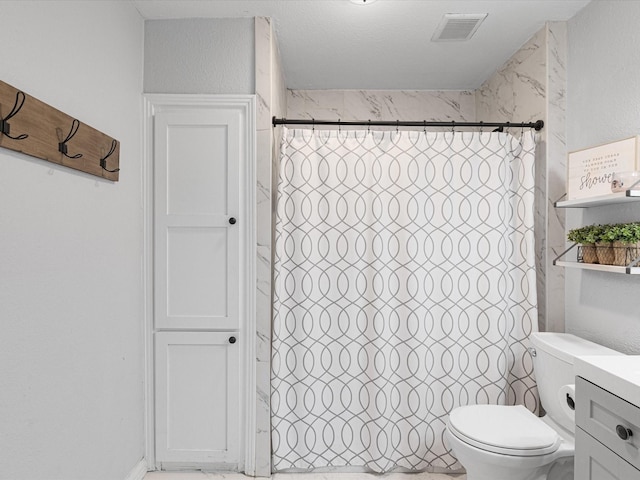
left=271, top=128, right=539, bottom=473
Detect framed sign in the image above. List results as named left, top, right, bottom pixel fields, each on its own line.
left=567, top=136, right=640, bottom=200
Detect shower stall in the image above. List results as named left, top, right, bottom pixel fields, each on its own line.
left=271, top=124, right=540, bottom=473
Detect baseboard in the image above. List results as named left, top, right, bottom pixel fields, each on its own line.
left=124, top=458, right=148, bottom=480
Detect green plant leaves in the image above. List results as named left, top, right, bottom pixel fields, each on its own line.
left=567, top=222, right=640, bottom=245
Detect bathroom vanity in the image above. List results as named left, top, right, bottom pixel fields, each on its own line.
left=575, top=356, right=640, bottom=479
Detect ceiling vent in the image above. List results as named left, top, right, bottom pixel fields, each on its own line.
left=431, top=13, right=488, bottom=42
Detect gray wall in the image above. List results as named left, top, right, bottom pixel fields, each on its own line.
left=0, top=2, right=145, bottom=479
left=566, top=0, right=640, bottom=353
left=144, top=18, right=254, bottom=94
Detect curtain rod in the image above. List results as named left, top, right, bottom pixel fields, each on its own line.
left=272, top=117, right=544, bottom=131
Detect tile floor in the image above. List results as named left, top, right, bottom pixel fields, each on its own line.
left=144, top=472, right=466, bottom=480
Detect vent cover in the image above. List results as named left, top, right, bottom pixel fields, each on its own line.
left=432, top=13, right=488, bottom=42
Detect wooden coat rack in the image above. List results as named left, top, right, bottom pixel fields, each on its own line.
left=0, top=80, right=120, bottom=181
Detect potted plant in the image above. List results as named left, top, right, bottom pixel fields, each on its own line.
left=604, top=222, right=640, bottom=266
left=567, top=224, right=602, bottom=263
left=596, top=224, right=616, bottom=265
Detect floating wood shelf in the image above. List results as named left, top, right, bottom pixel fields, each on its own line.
left=555, top=190, right=640, bottom=208
left=0, top=80, right=119, bottom=181
left=555, top=260, right=640, bottom=275
left=554, top=243, right=640, bottom=274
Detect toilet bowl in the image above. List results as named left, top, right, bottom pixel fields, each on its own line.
left=444, top=332, right=622, bottom=480
left=445, top=405, right=573, bottom=480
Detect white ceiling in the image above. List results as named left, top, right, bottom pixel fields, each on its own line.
left=132, top=0, right=591, bottom=90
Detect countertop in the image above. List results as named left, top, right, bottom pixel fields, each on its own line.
left=575, top=355, right=640, bottom=407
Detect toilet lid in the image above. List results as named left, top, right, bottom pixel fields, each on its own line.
left=448, top=405, right=561, bottom=456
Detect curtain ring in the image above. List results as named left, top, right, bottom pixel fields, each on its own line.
left=312, top=118, right=315, bottom=133
left=451, top=121, right=455, bottom=133
left=368, top=120, right=371, bottom=135
left=396, top=120, right=399, bottom=133
left=479, top=121, right=484, bottom=133
left=423, top=120, right=427, bottom=135
left=338, top=119, right=341, bottom=134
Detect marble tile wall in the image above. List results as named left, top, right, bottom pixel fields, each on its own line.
left=545, top=22, right=567, bottom=335
left=254, top=16, right=271, bottom=478
left=476, top=23, right=566, bottom=334
left=288, top=52, right=565, bottom=336
left=476, top=27, right=548, bottom=333
left=255, top=16, right=288, bottom=477
left=287, top=90, right=476, bottom=124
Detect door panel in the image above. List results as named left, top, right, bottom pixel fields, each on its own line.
left=576, top=427, right=640, bottom=479
left=166, top=125, right=228, bottom=216
left=154, top=109, right=239, bottom=331
left=166, top=227, right=227, bottom=318
left=155, top=332, right=239, bottom=466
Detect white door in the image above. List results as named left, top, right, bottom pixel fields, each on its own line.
left=152, top=104, right=245, bottom=469
left=154, top=108, right=240, bottom=331
left=155, top=332, right=239, bottom=467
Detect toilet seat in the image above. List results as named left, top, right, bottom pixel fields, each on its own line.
left=448, top=404, right=562, bottom=457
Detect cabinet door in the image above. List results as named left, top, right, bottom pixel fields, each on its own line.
left=576, top=376, right=640, bottom=469
left=155, top=332, right=239, bottom=468
left=154, top=108, right=240, bottom=331
left=576, top=428, right=640, bottom=480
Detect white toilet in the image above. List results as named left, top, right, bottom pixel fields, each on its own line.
left=445, top=332, right=622, bottom=480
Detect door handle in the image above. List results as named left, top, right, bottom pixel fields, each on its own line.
left=229, top=217, right=237, bottom=225
left=229, top=336, right=237, bottom=344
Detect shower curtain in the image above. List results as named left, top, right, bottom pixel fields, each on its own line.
left=271, top=128, right=539, bottom=473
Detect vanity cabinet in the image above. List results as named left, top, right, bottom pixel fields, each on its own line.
left=575, top=376, right=640, bottom=479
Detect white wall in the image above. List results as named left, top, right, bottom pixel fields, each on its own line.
left=0, top=2, right=145, bottom=479
left=144, top=18, right=254, bottom=94
left=566, top=0, right=640, bottom=353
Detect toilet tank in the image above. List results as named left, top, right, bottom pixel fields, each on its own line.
left=530, top=332, right=622, bottom=434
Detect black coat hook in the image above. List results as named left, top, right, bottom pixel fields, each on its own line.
left=58, top=118, right=83, bottom=159
left=0, top=90, right=29, bottom=140
left=100, top=139, right=119, bottom=173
